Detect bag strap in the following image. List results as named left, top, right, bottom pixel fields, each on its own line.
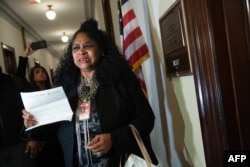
left=129, top=124, right=153, bottom=166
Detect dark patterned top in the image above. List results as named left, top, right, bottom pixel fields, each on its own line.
left=74, top=86, right=109, bottom=167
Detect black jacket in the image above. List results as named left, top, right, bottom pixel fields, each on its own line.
left=0, top=73, right=32, bottom=147
left=16, top=56, right=38, bottom=91
left=56, top=71, right=158, bottom=167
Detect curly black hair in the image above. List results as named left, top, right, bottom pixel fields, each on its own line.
left=53, top=18, right=132, bottom=94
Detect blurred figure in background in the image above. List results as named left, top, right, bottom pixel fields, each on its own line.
left=28, top=65, right=51, bottom=90
left=0, top=70, right=43, bottom=167
left=16, top=42, right=64, bottom=167
left=16, top=42, right=51, bottom=91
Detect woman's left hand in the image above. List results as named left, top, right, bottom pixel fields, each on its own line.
left=87, top=133, right=112, bottom=157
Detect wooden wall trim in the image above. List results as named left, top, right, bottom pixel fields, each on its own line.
left=182, top=0, right=228, bottom=166
left=221, top=0, right=250, bottom=148
left=102, top=0, right=115, bottom=42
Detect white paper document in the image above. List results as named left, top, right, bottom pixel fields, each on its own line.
left=21, top=86, right=73, bottom=130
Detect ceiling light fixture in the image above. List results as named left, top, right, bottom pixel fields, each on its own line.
left=61, top=32, right=69, bottom=43
left=29, top=0, right=41, bottom=4
left=46, top=5, right=56, bottom=20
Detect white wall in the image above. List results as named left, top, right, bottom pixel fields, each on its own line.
left=0, top=15, right=59, bottom=82
left=0, top=17, right=23, bottom=73
left=144, top=0, right=206, bottom=166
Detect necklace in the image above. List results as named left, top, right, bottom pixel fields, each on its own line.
left=83, top=78, right=93, bottom=85
left=78, top=76, right=99, bottom=103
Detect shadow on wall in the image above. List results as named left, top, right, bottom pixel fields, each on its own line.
left=147, top=33, right=193, bottom=167
left=166, top=79, right=193, bottom=167
left=147, top=12, right=194, bottom=167
left=142, top=0, right=196, bottom=165
left=145, top=16, right=193, bottom=166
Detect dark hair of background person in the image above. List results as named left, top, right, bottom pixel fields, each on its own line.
left=29, top=65, right=51, bottom=90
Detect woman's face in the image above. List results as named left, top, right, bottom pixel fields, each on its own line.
left=33, top=67, right=47, bottom=82
left=72, top=32, right=101, bottom=72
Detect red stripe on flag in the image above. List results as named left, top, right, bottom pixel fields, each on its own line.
left=128, top=45, right=149, bottom=70
left=122, top=10, right=136, bottom=27
left=118, top=0, right=149, bottom=98
left=123, top=27, right=142, bottom=52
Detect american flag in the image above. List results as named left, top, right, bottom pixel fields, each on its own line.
left=117, top=0, right=149, bottom=97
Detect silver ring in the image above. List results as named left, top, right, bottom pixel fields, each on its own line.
left=96, top=152, right=102, bottom=157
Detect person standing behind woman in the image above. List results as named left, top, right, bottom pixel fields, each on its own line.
left=16, top=42, right=65, bottom=167
left=16, top=42, right=51, bottom=91
left=28, top=65, right=51, bottom=90
left=22, top=18, right=158, bottom=167
left=0, top=71, right=43, bottom=167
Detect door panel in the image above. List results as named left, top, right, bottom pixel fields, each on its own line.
left=183, top=0, right=250, bottom=166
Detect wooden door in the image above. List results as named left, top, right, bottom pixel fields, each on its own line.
left=1, top=43, right=17, bottom=75
left=182, top=0, right=250, bottom=166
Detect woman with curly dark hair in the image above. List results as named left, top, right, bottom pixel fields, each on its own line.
left=22, top=18, right=158, bottom=167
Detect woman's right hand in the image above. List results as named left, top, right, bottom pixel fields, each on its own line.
left=22, top=109, right=37, bottom=128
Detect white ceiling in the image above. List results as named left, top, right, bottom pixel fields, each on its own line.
left=0, top=0, right=104, bottom=58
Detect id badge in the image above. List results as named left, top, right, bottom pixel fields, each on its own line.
left=77, top=101, right=91, bottom=120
